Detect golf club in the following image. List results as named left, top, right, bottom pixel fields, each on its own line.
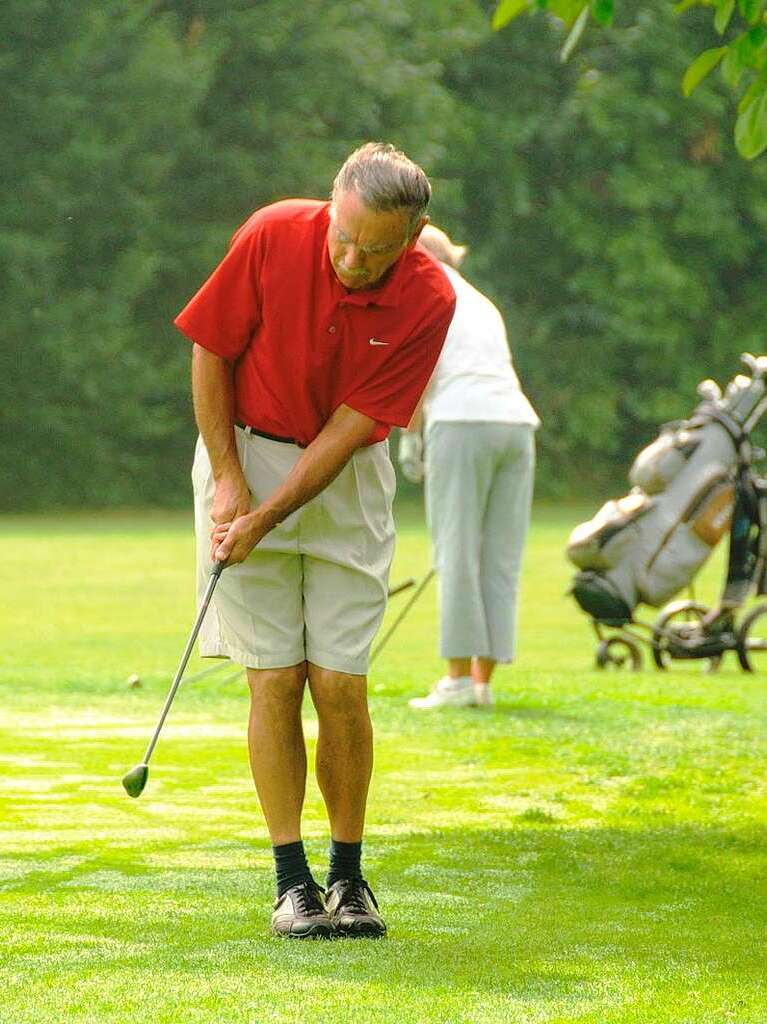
left=387, top=577, right=416, bottom=598
left=122, top=559, right=226, bottom=798
left=182, top=659, right=239, bottom=686
left=369, top=568, right=435, bottom=665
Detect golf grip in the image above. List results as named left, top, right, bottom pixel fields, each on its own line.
left=140, top=561, right=225, bottom=765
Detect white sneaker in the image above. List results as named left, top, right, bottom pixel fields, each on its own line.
left=473, top=684, right=494, bottom=707
left=408, top=675, right=476, bottom=709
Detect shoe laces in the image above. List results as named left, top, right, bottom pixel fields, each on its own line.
left=290, top=879, right=326, bottom=917
left=337, top=877, right=377, bottom=913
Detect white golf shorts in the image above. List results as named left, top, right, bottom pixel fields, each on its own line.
left=192, top=427, right=396, bottom=675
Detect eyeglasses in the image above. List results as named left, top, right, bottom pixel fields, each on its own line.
left=329, top=215, right=407, bottom=259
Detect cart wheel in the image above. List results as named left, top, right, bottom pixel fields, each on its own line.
left=596, top=637, right=643, bottom=671
left=737, top=603, right=767, bottom=672
left=651, top=601, right=721, bottom=672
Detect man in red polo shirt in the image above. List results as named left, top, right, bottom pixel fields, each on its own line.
left=175, top=142, right=454, bottom=938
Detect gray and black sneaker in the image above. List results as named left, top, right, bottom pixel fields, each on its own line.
left=271, top=879, right=333, bottom=938
left=326, top=878, right=387, bottom=938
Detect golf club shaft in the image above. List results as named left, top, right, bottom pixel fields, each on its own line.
left=370, top=568, right=435, bottom=665
left=140, top=561, right=224, bottom=765
left=182, top=659, right=233, bottom=685
left=387, top=577, right=416, bottom=598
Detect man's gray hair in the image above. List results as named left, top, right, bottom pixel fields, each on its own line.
left=332, top=142, right=431, bottom=234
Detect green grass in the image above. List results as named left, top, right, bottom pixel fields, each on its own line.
left=1, top=502, right=766, bottom=1023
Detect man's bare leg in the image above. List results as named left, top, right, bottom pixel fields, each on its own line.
left=307, top=664, right=372, bottom=842
left=248, top=663, right=333, bottom=936
left=246, top=663, right=308, bottom=844
left=307, top=663, right=385, bottom=935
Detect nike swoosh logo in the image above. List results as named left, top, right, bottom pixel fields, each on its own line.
left=368, top=338, right=389, bottom=346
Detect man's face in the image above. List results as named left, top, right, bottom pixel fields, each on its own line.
left=328, top=189, right=424, bottom=290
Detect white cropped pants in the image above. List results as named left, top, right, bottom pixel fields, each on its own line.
left=425, top=421, right=535, bottom=662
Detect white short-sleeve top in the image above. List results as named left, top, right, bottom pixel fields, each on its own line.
left=424, top=264, right=541, bottom=429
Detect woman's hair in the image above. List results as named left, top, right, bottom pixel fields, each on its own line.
left=418, top=224, right=467, bottom=269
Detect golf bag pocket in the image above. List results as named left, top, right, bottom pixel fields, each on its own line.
left=567, top=491, right=653, bottom=571
left=571, top=570, right=633, bottom=625
left=629, top=429, right=698, bottom=495
left=689, top=480, right=734, bottom=546
left=639, top=479, right=733, bottom=606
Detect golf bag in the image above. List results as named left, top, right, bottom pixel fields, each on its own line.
left=567, top=357, right=767, bottom=625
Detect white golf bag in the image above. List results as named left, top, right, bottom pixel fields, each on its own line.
left=567, top=355, right=767, bottom=625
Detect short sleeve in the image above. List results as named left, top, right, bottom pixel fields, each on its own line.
left=344, top=296, right=455, bottom=428
left=174, top=220, right=265, bottom=361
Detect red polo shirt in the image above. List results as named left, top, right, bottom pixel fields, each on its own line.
left=174, top=200, right=455, bottom=446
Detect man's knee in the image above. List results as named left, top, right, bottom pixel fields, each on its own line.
left=247, top=663, right=307, bottom=709
left=307, top=664, right=369, bottom=721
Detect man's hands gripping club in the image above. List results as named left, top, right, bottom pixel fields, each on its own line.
left=208, top=406, right=379, bottom=567
left=193, top=347, right=378, bottom=567
left=212, top=468, right=251, bottom=527
left=211, top=508, right=267, bottom=566
left=209, top=462, right=253, bottom=563
left=193, top=343, right=252, bottom=544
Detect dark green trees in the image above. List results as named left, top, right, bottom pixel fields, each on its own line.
left=2, top=1, right=765, bottom=507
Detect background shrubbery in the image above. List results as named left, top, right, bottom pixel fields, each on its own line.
left=4, top=0, right=767, bottom=508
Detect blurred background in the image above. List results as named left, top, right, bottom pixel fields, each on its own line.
left=4, top=0, right=767, bottom=511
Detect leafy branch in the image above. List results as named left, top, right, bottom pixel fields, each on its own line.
left=492, top=0, right=767, bottom=158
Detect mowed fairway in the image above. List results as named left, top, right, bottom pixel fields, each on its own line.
left=1, top=502, right=766, bottom=1024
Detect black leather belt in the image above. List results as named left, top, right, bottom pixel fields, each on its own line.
left=235, top=421, right=306, bottom=448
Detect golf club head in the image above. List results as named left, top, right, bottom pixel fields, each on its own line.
left=122, top=762, right=149, bottom=798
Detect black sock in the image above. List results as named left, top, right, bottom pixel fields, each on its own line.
left=273, top=840, right=312, bottom=898
left=327, top=838, right=362, bottom=888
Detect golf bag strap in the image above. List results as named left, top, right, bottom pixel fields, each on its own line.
left=722, top=466, right=758, bottom=605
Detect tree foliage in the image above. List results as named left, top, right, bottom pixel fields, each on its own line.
left=1, top=0, right=477, bottom=507
left=443, top=5, right=767, bottom=493
left=492, top=0, right=767, bottom=159
left=1, top=1, right=213, bottom=505
left=2, top=0, right=766, bottom=508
